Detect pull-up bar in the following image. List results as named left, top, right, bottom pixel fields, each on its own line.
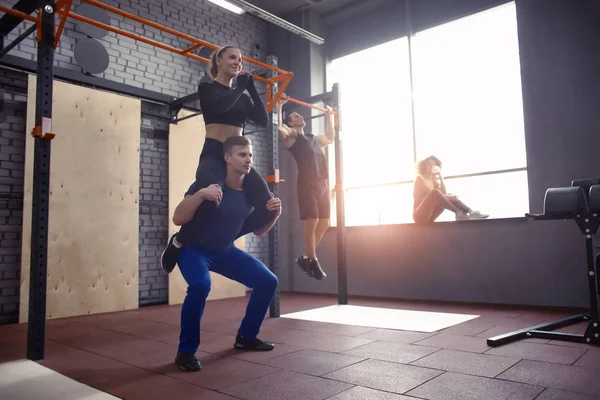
left=0, top=0, right=320, bottom=113
left=287, top=97, right=332, bottom=114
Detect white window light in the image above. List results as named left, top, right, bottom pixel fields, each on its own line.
left=206, top=0, right=245, bottom=15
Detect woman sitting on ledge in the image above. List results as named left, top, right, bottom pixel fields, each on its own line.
left=412, top=155, right=489, bottom=223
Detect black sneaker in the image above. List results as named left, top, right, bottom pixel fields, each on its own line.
left=160, top=232, right=181, bottom=274
left=175, top=351, right=202, bottom=372
left=296, top=255, right=312, bottom=276
left=308, top=259, right=327, bottom=280
left=234, top=334, right=274, bottom=351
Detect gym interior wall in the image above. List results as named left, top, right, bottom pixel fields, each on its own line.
left=271, top=0, right=600, bottom=309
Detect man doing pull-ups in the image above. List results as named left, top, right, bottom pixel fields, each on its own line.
left=277, top=94, right=334, bottom=280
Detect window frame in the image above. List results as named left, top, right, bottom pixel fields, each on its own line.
left=324, top=1, right=528, bottom=228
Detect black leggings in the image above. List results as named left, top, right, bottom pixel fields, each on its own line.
left=179, top=139, right=273, bottom=242
left=413, top=189, right=471, bottom=224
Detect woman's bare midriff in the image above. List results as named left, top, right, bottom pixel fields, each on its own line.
left=205, top=124, right=243, bottom=143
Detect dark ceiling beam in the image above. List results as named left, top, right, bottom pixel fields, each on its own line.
left=321, top=0, right=392, bottom=26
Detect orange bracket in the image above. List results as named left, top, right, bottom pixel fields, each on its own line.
left=266, top=169, right=285, bottom=184
left=182, top=43, right=203, bottom=54
left=31, top=117, right=55, bottom=140
left=266, top=73, right=294, bottom=112
left=54, top=0, right=72, bottom=49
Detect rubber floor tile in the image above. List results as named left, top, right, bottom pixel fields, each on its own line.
left=485, top=341, right=587, bottom=365
left=327, top=386, right=424, bottom=400
left=264, top=348, right=366, bottom=376
left=574, top=350, right=600, bottom=371
left=166, top=355, right=279, bottom=390
left=413, top=333, right=491, bottom=353
left=355, top=329, right=436, bottom=344
left=220, top=369, right=352, bottom=400
left=81, top=365, right=238, bottom=400
left=344, top=341, right=440, bottom=364
left=535, top=388, right=600, bottom=400
left=406, top=371, right=543, bottom=400
left=411, top=348, right=520, bottom=378
left=497, top=360, right=600, bottom=397
left=323, top=359, right=443, bottom=394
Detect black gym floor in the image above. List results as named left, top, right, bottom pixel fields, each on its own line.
left=1, top=292, right=599, bottom=399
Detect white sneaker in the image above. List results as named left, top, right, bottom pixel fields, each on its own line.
left=456, top=211, right=469, bottom=221
left=469, top=211, right=489, bottom=219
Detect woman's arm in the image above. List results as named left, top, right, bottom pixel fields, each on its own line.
left=244, top=76, right=268, bottom=127
left=437, top=175, right=448, bottom=194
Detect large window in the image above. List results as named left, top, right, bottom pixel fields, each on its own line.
left=327, top=2, right=528, bottom=226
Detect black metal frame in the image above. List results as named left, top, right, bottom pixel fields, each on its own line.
left=168, top=91, right=201, bottom=123
left=487, top=183, right=600, bottom=347
left=0, top=54, right=174, bottom=104
left=332, top=83, right=347, bottom=305
left=0, top=0, right=40, bottom=36
left=0, top=22, right=36, bottom=58
left=27, top=0, right=54, bottom=361
left=267, top=55, right=281, bottom=318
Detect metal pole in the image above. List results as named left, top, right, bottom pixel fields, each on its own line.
left=267, top=55, right=280, bottom=318
left=405, top=0, right=418, bottom=163
left=333, top=83, right=347, bottom=305
left=27, top=0, right=55, bottom=361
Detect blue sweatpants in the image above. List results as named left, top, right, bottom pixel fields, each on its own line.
left=177, top=244, right=278, bottom=354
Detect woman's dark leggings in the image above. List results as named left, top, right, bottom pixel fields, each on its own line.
left=413, top=189, right=471, bottom=223
left=179, top=139, right=273, bottom=242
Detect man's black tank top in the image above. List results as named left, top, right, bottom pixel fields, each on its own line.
left=288, top=133, right=329, bottom=185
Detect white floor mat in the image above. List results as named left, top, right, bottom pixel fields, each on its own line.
left=0, top=360, right=121, bottom=400
left=281, top=304, right=479, bottom=333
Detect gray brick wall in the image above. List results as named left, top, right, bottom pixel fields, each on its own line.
left=0, top=68, right=28, bottom=324
left=0, top=0, right=269, bottom=99
left=0, top=0, right=273, bottom=321
left=139, top=102, right=170, bottom=306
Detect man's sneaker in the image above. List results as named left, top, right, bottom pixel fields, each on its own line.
left=175, top=351, right=202, bottom=372
left=161, top=232, right=181, bottom=274
left=296, top=255, right=312, bottom=276
left=308, top=259, right=327, bottom=280
left=234, top=334, right=274, bottom=351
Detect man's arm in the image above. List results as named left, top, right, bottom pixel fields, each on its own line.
left=277, top=94, right=298, bottom=146
left=316, top=107, right=335, bottom=147
left=252, top=198, right=282, bottom=237
left=173, top=184, right=222, bottom=226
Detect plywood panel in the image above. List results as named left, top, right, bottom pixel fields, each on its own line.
left=168, top=109, right=246, bottom=305
left=20, top=75, right=140, bottom=322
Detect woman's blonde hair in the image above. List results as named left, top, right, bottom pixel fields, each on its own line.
left=208, top=45, right=236, bottom=78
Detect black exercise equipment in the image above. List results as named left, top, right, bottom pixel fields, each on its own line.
left=487, top=178, right=600, bottom=347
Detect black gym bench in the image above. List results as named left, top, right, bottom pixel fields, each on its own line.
left=487, top=178, right=600, bottom=347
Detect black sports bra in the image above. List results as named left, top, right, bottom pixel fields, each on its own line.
left=198, top=80, right=268, bottom=129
